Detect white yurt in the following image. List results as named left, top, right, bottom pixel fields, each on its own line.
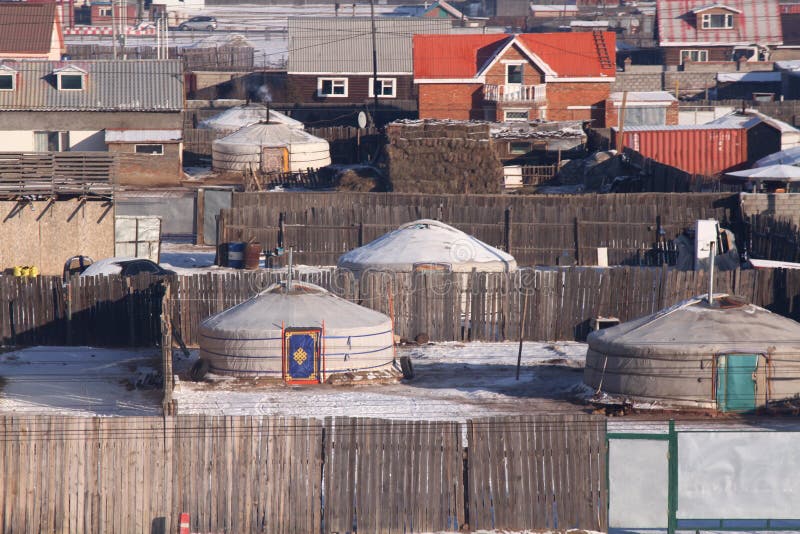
left=584, top=294, right=800, bottom=412
left=199, top=103, right=304, bottom=136
left=337, top=219, right=517, bottom=275
left=212, top=123, right=331, bottom=173
left=199, top=281, right=395, bottom=382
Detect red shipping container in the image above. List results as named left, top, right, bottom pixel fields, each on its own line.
left=614, top=126, right=748, bottom=176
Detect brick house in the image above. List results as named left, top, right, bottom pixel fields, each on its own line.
left=0, top=3, right=65, bottom=61
left=657, top=0, right=783, bottom=67
left=413, top=31, right=616, bottom=125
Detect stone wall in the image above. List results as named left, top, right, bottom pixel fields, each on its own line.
left=740, top=194, right=800, bottom=227
left=384, top=121, right=503, bottom=194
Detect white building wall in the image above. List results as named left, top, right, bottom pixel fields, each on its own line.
left=0, top=130, right=106, bottom=151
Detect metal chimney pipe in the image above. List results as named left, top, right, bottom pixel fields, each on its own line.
left=708, top=240, right=715, bottom=305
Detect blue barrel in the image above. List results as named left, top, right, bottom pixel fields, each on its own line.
left=227, top=242, right=245, bottom=268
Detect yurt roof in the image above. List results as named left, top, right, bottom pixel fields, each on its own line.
left=588, top=294, right=800, bottom=357
left=214, top=122, right=327, bottom=149
left=199, top=104, right=304, bottom=131
left=200, top=281, right=391, bottom=336
left=337, top=219, right=517, bottom=272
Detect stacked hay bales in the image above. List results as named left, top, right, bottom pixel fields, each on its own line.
left=385, top=121, right=503, bottom=194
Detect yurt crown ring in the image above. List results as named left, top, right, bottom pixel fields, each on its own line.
left=450, top=239, right=477, bottom=263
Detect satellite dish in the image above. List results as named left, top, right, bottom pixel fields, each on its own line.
left=357, top=111, right=367, bottom=129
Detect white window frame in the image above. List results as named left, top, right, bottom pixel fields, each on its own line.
left=701, top=12, right=733, bottom=29
left=503, top=109, right=529, bottom=122
left=505, top=62, right=524, bottom=85
left=680, top=49, right=709, bottom=64
left=368, top=77, right=396, bottom=98
left=317, top=77, right=348, bottom=98
left=0, top=73, right=15, bottom=91
left=135, top=144, right=164, bottom=155
left=57, top=73, right=85, bottom=91
left=98, top=7, right=112, bottom=16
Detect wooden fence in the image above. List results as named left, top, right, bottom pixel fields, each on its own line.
left=0, top=152, right=115, bottom=197
left=0, top=414, right=606, bottom=534
left=220, top=191, right=738, bottom=266
left=6, top=265, right=800, bottom=348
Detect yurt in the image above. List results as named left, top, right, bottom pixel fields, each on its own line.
left=198, top=104, right=304, bottom=136
left=212, top=123, right=331, bottom=173
left=337, top=219, right=517, bottom=275
left=584, top=294, right=800, bottom=412
left=199, top=281, right=395, bottom=382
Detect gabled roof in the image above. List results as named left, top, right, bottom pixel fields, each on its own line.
left=413, top=32, right=616, bottom=80
left=690, top=3, right=742, bottom=14
left=657, top=0, right=783, bottom=46
left=0, top=3, right=62, bottom=55
left=424, top=0, right=467, bottom=20
left=287, top=17, right=456, bottom=74
left=0, top=60, right=183, bottom=112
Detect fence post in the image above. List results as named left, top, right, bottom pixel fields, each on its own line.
left=504, top=206, right=513, bottom=253
left=574, top=217, right=582, bottom=265
left=161, top=282, right=174, bottom=416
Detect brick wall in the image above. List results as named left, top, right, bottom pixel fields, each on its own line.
left=611, top=71, right=663, bottom=92
left=483, top=44, right=545, bottom=86
left=546, top=82, right=611, bottom=125
left=418, top=83, right=485, bottom=120
left=110, top=142, right=183, bottom=187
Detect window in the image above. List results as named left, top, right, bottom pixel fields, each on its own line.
left=98, top=7, right=112, bottom=16
left=701, top=12, right=734, bottom=29
left=0, top=74, right=14, bottom=91
left=509, top=141, right=530, bottom=154
left=506, top=64, right=523, bottom=84
left=135, top=144, right=164, bottom=155
left=58, top=74, right=84, bottom=90
left=34, top=131, right=69, bottom=152
left=369, top=78, right=396, bottom=98
left=503, top=109, right=529, bottom=122
left=680, top=49, right=708, bottom=63
left=317, top=77, right=348, bottom=97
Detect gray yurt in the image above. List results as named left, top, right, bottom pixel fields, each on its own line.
left=337, top=219, right=517, bottom=275
left=584, top=294, right=800, bottom=412
left=198, top=104, right=304, bottom=136
left=212, top=123, right=331, bottom=173
left=199, top=281, right=394, bottom=382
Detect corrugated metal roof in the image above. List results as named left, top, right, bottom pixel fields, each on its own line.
left=287, top=17, right=455, bottom=74
left=0, top=60, right=184, bottom=111
left=657, top=0, right=783, bottom=46
left=615, top=124, right=745, bottom=131
left=413, top=32, right=616, bottom=79
left=105, top=129, right=183, bottom=142
left=0, top=3, right=59, bottom=55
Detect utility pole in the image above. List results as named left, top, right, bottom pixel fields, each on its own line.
left=369, top=0, right=379, bottom=126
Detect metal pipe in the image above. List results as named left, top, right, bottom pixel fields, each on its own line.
left=708, top=240, right=715, bottom=305
left=287, top=246, right=293, bottom=291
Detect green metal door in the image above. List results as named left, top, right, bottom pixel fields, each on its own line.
left=716, top=354, right=759, bottom=413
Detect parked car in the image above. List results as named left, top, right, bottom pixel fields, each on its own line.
left=178, top=16, right=217, bottom=31
left=76, top=257, right=175, bottom=278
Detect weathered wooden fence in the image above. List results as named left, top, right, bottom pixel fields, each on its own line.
left=4, top=266, right=800, bottom=346
left=0, top=152, right=115, bottom=197
left=220, top=192, right=739, bottom=266
left=0, top=414, right=606, bottom=534
left=467, top=415, right=607, bottom=531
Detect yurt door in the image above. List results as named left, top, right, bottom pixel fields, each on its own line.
left=716, top=353, right=759, bottom=412
left=283, top=328, right=322, bottom=384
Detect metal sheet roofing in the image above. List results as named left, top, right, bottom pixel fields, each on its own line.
left=614, top=124, right=746, bottom=131
left=0, top=60, right=184, bottom=111
left=413, top=31, right=616, bottom=79
left=105, top=129, right=183, bottom=142
left=287, top=17, right=455, bottom=74
left=657, top=0, right=783, bottom=46
left=0, top=3, right=60, bottom=55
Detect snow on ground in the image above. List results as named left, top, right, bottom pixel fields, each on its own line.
left=174, top=341, right=591, bottom=420
left=0, top=347, right=162, bottom=416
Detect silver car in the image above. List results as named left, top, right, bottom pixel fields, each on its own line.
left=178, top=16, right=217, bottom=31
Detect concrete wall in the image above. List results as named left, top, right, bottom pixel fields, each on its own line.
left=0, top=199, right=114, bottom=275
left=0, top=130, right=106, bottom=151
left=741, top=193, right=800, bottom=227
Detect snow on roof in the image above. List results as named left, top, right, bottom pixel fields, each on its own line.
left=338, top=219, right=517, bottom=273
left=776, top=60, right=800, bottom=71
left=105, top=129, right=183, bottom=143
left=183, top=33, right=254, bottom=49
left=199, top=105, right=305, bottom=132
left=215, top=122, right=326, bottom=148
left=707, top=110, right=800, bottom=133
left=755, top=146, right=800, bottom=167
left=570, top=20, right=610, bottom=27
left=609, top=91, right=676, bottom=102
left=717, top=72, right=782, bottom=83
left=531, top=4, right=578, bottom=12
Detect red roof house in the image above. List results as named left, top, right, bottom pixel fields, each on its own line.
left=0, top=3, right=65, bottom=60
left=656, top=0, right=783, bottom=65
left=413, top=31, right=616, bottom=124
